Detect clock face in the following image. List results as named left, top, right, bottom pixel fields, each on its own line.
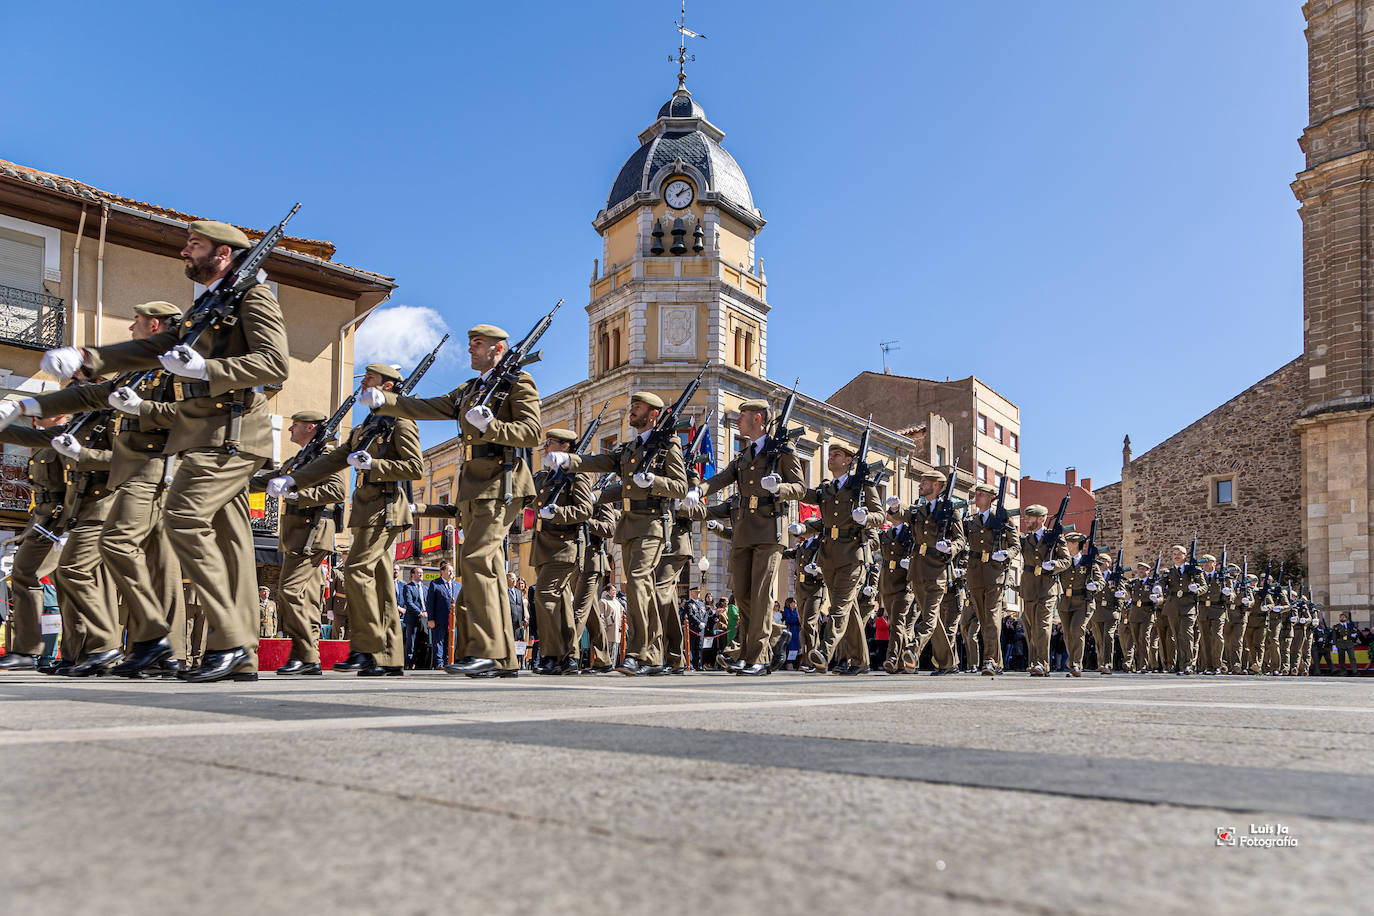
left=664, top=179, right=694, bottom=209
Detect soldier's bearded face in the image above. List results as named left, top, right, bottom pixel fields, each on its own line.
left=181, top=234, right=228, bottom=283
left=469, top=336, right=503, bottom=372
left=1172, top=549, right=1186, bottom=565
left=627, top=401, right=656, bottom=429
left=919, top=478, right=938, bottom=499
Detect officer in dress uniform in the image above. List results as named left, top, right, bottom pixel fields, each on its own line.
left=963, top=482, right=1020, bottom=676
left=885, top=470, right=966, bottom=674
left=876, top=512, right=914, bottom=673
left=1124, top=563, right=1155, bottom=673
left=1159, top=545, right=1205, bottom=675
left=1018, top=505, right=1071, bottom=676
left=1055, top=532, right=1101, bottom=677
left=529, top=427, right=594, bottom=674
left=1088, top=553, right=1121, bottom=674
left=1195, top=554, right=1230, bottom=675
left=1221, top=563, right=1249, bottom=674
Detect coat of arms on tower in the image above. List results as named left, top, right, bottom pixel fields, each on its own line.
left=661, top=306, right=696, bottom=357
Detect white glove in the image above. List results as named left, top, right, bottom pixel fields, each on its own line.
left=0, top=401, right=20, bottom=431
left=359, top=387, right=386, bottom=409
left=697, top=556, right=709, bottom=572
left=346, top=450, right=373, bottom=470
left=1151, top=586, right=1163, bottom=596
left=899, top=557, right=910, bottom=570
left=464, top=405, right=493, bottom=432
left=542, top=451, right=570, bottom=471
left=682, top=487, right=702, bottom=509
left=851, top=508, right=868, bottom=525
left=1042, top=561, right=1056, bottom=571
left=787, top=522, right=805, bottom=536
left=803, top=563, right=821, bottom=577
left=158, top=344, right=208, bottom=380
left=632, top=471, right=654, bottom=488
left=934, top=539, right=953, bottom=554
left=266, top=476, right=294, bottom=497
left=408, top=502, right=418, bottom=514
left=1113, top=590, right=1127, bottom=599
left=56, top=534, right=69, bottom=549
left=1290, top=615, right=1299, bottom=623
left=1221, top=587, right=1234, bottom=596
left=991, top=550, right=1008, bottom=562
left=953, top=567, right=966, bottom=579
left=50, top=433, right=80, bottom=459
left=885, top=495, right=901, bottom=512
left=706, top=519, right=721, bottom=531
left=861, top=585, right=875, bottom=598
left=1241, top=597, right=1253, bottom=607
left=108, top=386, right=143, bottom=414
left=1086, top=582, right=1099, bottom=592
left=1151, top=594, right=1164, bottom=605
left=760, top=473, right=781, bottom=493
left=538, top=505, right=556, bottom=520
left=41, top=346, right=84, bottom=380
left=1188, top=583, right=1201, bottom=593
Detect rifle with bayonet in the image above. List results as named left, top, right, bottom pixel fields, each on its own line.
left=1083, top=512, right=1099, bottom=570
left=540, top=401, right=609, bottom=511
left=631, top=362, right=709, bottom=478
left=350, top=334, right=450, bottom=455
left=762, top=378, right=801, bottom=474
left=471, top=299, right=562, bottom=412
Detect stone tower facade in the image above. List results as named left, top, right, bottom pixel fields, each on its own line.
left=1292, top=0, right=1374, bottom=620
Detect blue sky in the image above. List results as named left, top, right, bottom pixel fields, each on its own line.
left=5, top=1, right=1307, bottom=484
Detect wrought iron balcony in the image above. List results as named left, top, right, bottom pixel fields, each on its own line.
left=251, top=493, right=280, bottom=537
left=0, top=284, right=66, bottom=351
left=0, top=452, right=34, bottom=513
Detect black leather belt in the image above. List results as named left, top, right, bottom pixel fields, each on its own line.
left=285, top=505, right=337, bottom=521
left=467, top=443, right=504, bottom=460
left=538, top=520, right=581, bottom=534
left=624, top=498, right=666, bottom=512
left=825, top=525, right=865, bottom=540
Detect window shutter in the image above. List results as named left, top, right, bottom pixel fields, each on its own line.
left=0, top=230, right=45, bottom=293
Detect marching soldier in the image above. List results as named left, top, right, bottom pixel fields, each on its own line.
left=575, top=488, right=621, bottom=673
left=931, top=553, right=967, bottom=675
left=655, top=469, right=706, bottom=674
left=799, top=439, right=883, bottom=674
left=1055, top=532, right=1100, bottom=677
left=876, top=512, right=913, bottom=673
left=258, top=587, right=279, bottom=638
left=1195, top=555, right=1230, bottom=675
left=1124, top=563, right=1155, bottom=673
left=1221, top=563, right=1249, bottom=674
left=1088, top=553, right=1122, bottom=674
left=826, top=530, right=881, bottom=671
left=547, top=391, right=687, bottom=675
left=371, top=324, right=542, bottom=678
left=1019, top=505, right=1071, bottom=676
left=1243, top=575, right=1270, bottom=674
left=268, top=410, right=346, bottom=676
left=39, top=220, right=290, bottom=682
left=1264, top=584, right=1291, bottom=675
left=529, top=428, right=594, bottom=674
left=1158, top=545, right=1204, bottom=674
left=783, top=525, right=827, bottom=673
left=284, top=364, right=422, bottom=676
left=963, top=483, right=1019, bottom=675
left=683, top=398, right=805, bottom=675
left=886, top=469, right=966, bottom=674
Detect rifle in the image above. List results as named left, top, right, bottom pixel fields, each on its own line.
left=471, top=300, right=562, bottom=412
left=1109, top=547, right=1125, bottom=590
left=631, top=362, right=709, bottom=478
left=1219, top=544, right=1228, bottom=585
left=682, top=409, right=714, bottom=471
left=1083, top=512, right=1099, bottom=569
left=273, top=384, right=362, bottom=479
left=351, top=334, right=450, bottom=456
left=1240, top=555, right=1248, bottom=599
left=1148, top=552, right=1163, bottom=591
left=1258, top=562, right=1272, bottom=603
left=1182, top=533, right=1199, bottom=581
left=930, top=458, right=961, bottom=539
left=763, top=378, right=802, bottom=473
left=1045, top=493, right=1071, bottom=547
left=540, top=401, right=609, bottom=510
left=848, top=414, right=887, bottom=497
left=990, top=458, right=1013, bottom=535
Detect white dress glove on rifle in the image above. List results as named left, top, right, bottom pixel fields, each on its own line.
left=538, top=505, right=556, bottom=520
left=159, top=344, right=208, bottom=380
left=346, top=451, right=373, bottom=470
left=1188, top=583, right=1201, bottom=593
left=851, top=507, right=868, bottom=525
left=681, top=487, right=703, bottom=509
left=1086, top=582, right=1099, bottom=592
left=861, top=585, right=875, bottom=598
left=787, top=522, right=805, bottom=536
left=1221, top=587, right=1234, bottom=596
left=1114, top=590, right=1127, bottom=599
left=464, top=405, right=493, bottom=432
left=0, top=402, right=20, bottom=431
left=632, top=472, right=654, bottom=488
left=266, top=476, right=294, bottom=498
left=991, top=550, right=1008, bottom=562
left=1042, top=560, right=1056, bottom=571
left=108, top=386, right=143, bottom=414
left=803, top=563, right=821, bottom=577
left=41, top=347, right=84, bottom=380
left=934, top=539, right=952, bottom=554
left=50, top=434, right=80, bottom=459
left=706, top=519, right=721, bottom=531
left=885, top=495, right=901, bottom=512
left=542, top=451, right=570, bottom=471
left=899, top=557, right=910, bottom=570
left=760, top=474, right=781, bottom=493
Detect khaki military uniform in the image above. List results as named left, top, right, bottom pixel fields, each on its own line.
left=1243, top=589, right=1272, bottom=673
left=1019, top=529, right=1071, bottom=672
left=1196, top=573, right=1231, bottom=672
left=1124, top=577, right=1156, bottom=672
left=1222, top=580, right=1251, bottom=673
left=293, top=418, right=422, bottom=668
left=783, top=534, right=827, bottom=670
left=0, top=430, right=65, bottom=660
left=1263, top=592, right=1290, bottom=673
left=1088, top=567, right=1124, bottom=672
left=654, top=482, right=705, bottom=670
left=801, top=476, right=882, bottom=671
left=274, top=468, right=346, bottom=664
left=893, top=501, right=967, bottom=672
left=575, top=499, right=621, bottom=666
left=380, top=370, right=541, bottom=670
left=84, top=281, right=290, bottom=672
left=1159, top=564, right=1205, bottom=672
left=933, top=562, right=967, bottom=672
left=530, top=469, right=594, bottom=664
left=962, top=510, right=1018, bottom=673
left=570, top=432, right=688, bottom=667
left=698, top=438, right=805, bottom=668
left=877, top=522, right=913, bottom=671
left=258, top=598, right=279, bottom=638
left=1056, top=553, right=1102, bottom=672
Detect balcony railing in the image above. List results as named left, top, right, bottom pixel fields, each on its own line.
left=251, top=493, right=280, bottom=537
left=0, top=284, right=66, bottom=351
left=0, top=452, right=33, bottom=513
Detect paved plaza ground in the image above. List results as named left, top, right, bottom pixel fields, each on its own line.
left=1, top=670, right=1370, bottom=914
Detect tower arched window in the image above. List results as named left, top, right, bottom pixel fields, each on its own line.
left=599, top=332, right=610, bottom=375
left=612, top=328, right=621, bottom=367
left=744, top=331, right=754, bottom=371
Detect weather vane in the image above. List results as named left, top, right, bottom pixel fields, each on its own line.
left=670, top=0, right=706, bottom=91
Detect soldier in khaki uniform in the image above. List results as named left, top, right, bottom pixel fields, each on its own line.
left=1158, top=545, right=1205, bottom=674
left=1019, top=505, right=1071, bottom=676
left=529, top=427, right=595, bottom=674
left=257, top=587, right=279, bottom=638
left=783, top=528, right=826, bottom=672
left=0, top=415, right=69, bottom=671
left=1263, top=583, right=1290, bottom=674
left=1222, top=564, right=1250, bottom=673
left=1088, top=553, right=1122, bottom=674
left=286, top=364, right=422, bottom=676
left=684, top=398, right=804, bottom=675
left=267, top=410, right=346, bottom=676
left=885, top=469, right=966, bottom=674
left=655, top=470, right=706, bottom=674
left=1195, top=555, right=1229, bottom=674
left=799, top=439, right=883, bottom=674
left=372, top=324, right=541, bottom=677
left=876, top=514, right=913, bottom=673
left=1055, top=532, right=1101, bottom=677
left=1123, top=563, right=1156, bottom=672
left=39, top=220, right=290, bottom=682
left=1243, top=575, right=1270, bottom=673
left=550, top=391, right=686, bottom=675
left=575, top=492, right=621, bottom=672
left=963, top=482, right=1020, bottom=675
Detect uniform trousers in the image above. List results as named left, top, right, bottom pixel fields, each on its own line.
left=796, top=579, right=826, bottom=667
left=1021, top=586, right=1057, bottom=671
left=534, top=558, right=579, bottom=661
left=54, top=518, right=119, bottom=659
left=653, top=553, right=691, bottom=668
left=820, top=554, right=867, bottom=668
left=1243, top=616, right=1269, bottom=671
left=958, top=599, right=981, bottom=669
left=1089, top=609, right=1119, bottom=670
left=932, top=586, right=963, bottom=670
left=903, top=577, right=946, bottom=670
left=571, top=562, right=610, bottom=664
left=278, top=546, right=328, bottom=664
left=7, top=532, right=58, bottom=657
left=881, top=583, right=913, bottom=670
left=457, top=498, right=518, bottom=669
left=1058, top=599, right=1091, bottom=670
left=100, top=477, right=182, bottom=654
left=1158, top=604, right=1197, bottom=671
left=967, top=579, right=1006, bottom=672
left=729, top=542, right=783, bottom=666
left=1222, top=611, right=1248, bottom=671
left=344, top=523, right=405, bottom=667
left=1197, top=611, right=1226, bottom=671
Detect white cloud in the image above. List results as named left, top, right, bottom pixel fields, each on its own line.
left=353, top=305, right=451, bottom=371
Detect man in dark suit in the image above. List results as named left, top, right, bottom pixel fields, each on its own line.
left=426, top=561, right=461, bottom=669
left=398, top=565, right=426, bottom=668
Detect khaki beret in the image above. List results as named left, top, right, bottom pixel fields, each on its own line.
left=971, top=483, right=996, bottom=495
left=1246, top=574, right=1259, bottom=582
left=545, top=427, right=577, bottom=444
left=739, top=398, right=769, bottom=412
left=133, top=300, right=182, bottom=320
left=364, top=363, right=403, bottom=383
left=188, top=219, right=251, bottom=250
left=1095, top=555, right=1112, bottom=565
left=1024, top=504, right=1048, bottom=517
left=1226, top=564, right=1241, bottom=571
left=292, top=409, right=328, bottom=423
left=1200, top=554, right=1217, bottom=563
left=468, top=324, right=508, bottom=340
left=1135, top=562, right=1152, bottom=570
left=630, top=391, right=664, bottom=409
left=1064, top=532, right=1086, bottom=543
left=828, top=439, right=857, bottom=456
left=921, top=469, right=947, bottom=484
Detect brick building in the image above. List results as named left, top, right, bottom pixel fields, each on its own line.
left=1019, top=469, right=1097, bottom=538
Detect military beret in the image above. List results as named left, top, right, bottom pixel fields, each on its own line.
left=1064, top=532, right=1086, bottom=543
left=133, top=300, right=182, bottom=320
left=468, top=324, right=508, bottom=340
left=828, top=439, right=856, bottom=456
left=631, top=391, right=664, bottom=409
left=1095, top=554, right=1112, bottom=565
left=545, top=427, right=577, bottom=444
left=188, top=219, right=251, bottom=250
left=971, top=483, right=996, bottom=495
left=1226, top=564, right=1241, bottom=571
left=364, top=363, right=403, bottom=383
left=1246, top=574, right=1259, bottom=582
left=1024, top=504, right=1048, bottom=517
left=1135, top=562, right=1152, bottom=570
left=1200, top=554, right=1217, bottom=563
left=921, top=469, right=947, bottom=484
left=292, top=409, right=328, bottom=423
left=1170, top=544, right=1186, bottom=554
left=739, top=398, right=769, bottom=412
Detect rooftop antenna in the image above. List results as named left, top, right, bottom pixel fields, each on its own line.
left=880, top=339, right=900, bottom=373
left=671, top=0, right=707, bottom=91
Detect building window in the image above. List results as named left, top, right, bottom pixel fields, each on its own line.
left=733, top=328, right=742, bottom=366
left=1212, top=476, right=1235, bottom=507
left=599, top=332, right=610, bottom=374
left=1008, top=432, right=1019, bottom=452
left=601, top=434, right=618, bottom=452
left=993, top=423, right=1004, bottom=443
left=744, top=331, right=754, bottom=371
left=993, top=471, right=1004, bottom=489
left=977, top=414, right=987, bottom=434
left=935, top=446, right=946, bottom=467
left=1009, top=479, right=1018, bottom=497
left=978, top=462, right=989, bottom=483
left=611, top=328, right=621, bottom=367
